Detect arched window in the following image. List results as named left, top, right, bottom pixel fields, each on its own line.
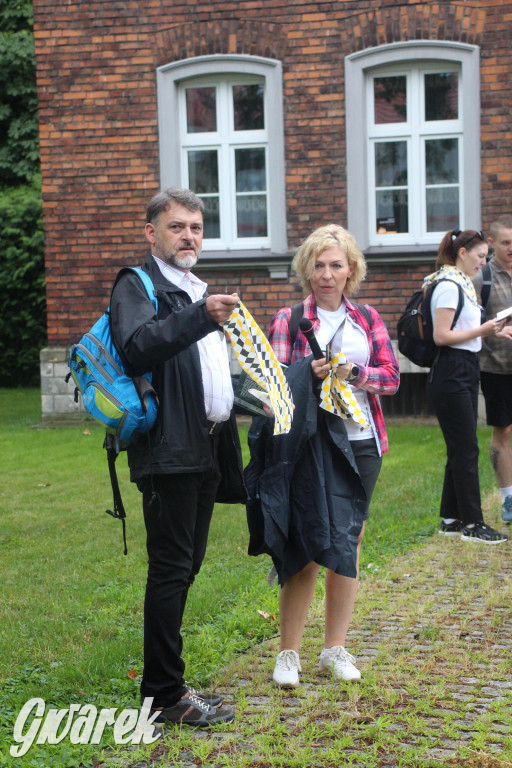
left=345, top=42, right=481, bottom=254
left=157, top=55, right=286, bottom=254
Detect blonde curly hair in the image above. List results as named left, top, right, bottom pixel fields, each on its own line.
left=292, top=224, right=366, bottom=297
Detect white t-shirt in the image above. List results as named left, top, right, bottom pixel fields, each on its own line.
left=316, top=304, right=374, bottom=442
left=430, top=281, right=481, bottom=353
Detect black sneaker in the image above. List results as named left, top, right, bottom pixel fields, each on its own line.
left=186, top=684, right=223, bottom=707
left=151, top=693, right=235, bottom=727
left=461, top=522, right=508, bottom=544
left=439, top=520, right=463, bottom=536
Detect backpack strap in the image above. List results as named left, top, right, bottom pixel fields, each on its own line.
left=112, top=266, right=158, bottom=311
left=288, top=300, right=372, bottom=349
left=432, top=279, right=465, bottom=328
left=351, top=302, right=373, bottom=328
left=104, top=433, right=128, bottom=556
left=288, top=302, right=304, bottom=347
left=480, top=260, right=493, bottom=310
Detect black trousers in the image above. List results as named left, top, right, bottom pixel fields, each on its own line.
left=139, top=437, right=221, bottom=708
left=427, top=347, right=483, bottom=525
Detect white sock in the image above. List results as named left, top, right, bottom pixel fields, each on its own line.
left=500, top=486, right=512, bottom=503
left=442, top=518, right=457, bottom=525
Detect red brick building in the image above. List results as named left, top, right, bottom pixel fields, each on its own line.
left=33, top=0, right=512, bottom=419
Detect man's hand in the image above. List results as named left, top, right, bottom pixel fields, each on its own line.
left=206, top=293, right=239, bottom=324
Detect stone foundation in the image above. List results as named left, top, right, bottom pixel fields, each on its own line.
left=40, top=347, right=85, bottom=422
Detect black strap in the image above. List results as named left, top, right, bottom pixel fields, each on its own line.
left=288, top=302, right=305, bottom=347
left=288, top=300, right=372, bottom=348
left=480, top=260, right=493, bottom=310
left=104, top=433, right=128, bottom=556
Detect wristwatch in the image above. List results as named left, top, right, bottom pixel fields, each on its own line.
left=346, top=363, right=359, bottom=382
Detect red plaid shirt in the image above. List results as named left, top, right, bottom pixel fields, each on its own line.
left=268, top=294, right=399, bottom=454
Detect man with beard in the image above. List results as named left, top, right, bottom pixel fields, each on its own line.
left=110, top=187, right=242, bottom=727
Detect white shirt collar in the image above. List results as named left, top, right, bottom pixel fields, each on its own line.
left=152, top=254, right=207, bottom=295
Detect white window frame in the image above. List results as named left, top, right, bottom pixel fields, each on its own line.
left=345, top=41, right=480, bottom=252
left=157, top=55, right=287, bottom=253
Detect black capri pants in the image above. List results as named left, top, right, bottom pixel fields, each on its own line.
left=427, top=347, right=483, bottom=525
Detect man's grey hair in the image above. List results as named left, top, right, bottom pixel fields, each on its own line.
left=146, top=187, right=204, bottom=224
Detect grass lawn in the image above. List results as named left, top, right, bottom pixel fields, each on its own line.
left=0, top=388, right=499, bottom=768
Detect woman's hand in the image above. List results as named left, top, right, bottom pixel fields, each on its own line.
left=480, top=317, right=507, bottom=338
left=311, top=356, right=331, bottom=379
left=335, top=362, right=352, bottom=381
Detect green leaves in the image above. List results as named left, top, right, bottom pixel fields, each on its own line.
left=0, top=180, right=45, bottom=385
left=0, top=1, right=39, bottom=188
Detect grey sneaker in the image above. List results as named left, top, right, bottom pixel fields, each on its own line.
left=319, top=645, right=361, bottom=681
left=151, top=693, right=235, bottom=727
left=502, top=495, right=512, bottom=524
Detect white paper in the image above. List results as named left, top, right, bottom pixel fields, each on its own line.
left=496, top=306, right=512, bottom=321
left=248, top=388, right=272, bottom=408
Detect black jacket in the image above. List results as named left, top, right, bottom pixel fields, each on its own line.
left=109, top=256, right=244, bottom=498
left=244, top=356, right=365, bottom=583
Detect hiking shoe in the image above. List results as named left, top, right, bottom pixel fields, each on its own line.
left=273, top=649, right=301, bottom=688
left=186, top=684, right=223, bottom=707
left=502, top=495, right=512, bottom=524
left=439, top=520, right=464, bottom=536
left=319, top=645, right=361, bottom=681
left=461, top=522, right=508, bottom=544
left=151, top=693, right=235, bottom=727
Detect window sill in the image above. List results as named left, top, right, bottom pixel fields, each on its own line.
left=364, top=244, right=438, bottom=265
left=197, top=250, right=292, bottom=278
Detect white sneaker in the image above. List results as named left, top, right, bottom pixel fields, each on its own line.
left=273, top=649, right=301, bottom=688
left=319, top=645, right=361, bottom=681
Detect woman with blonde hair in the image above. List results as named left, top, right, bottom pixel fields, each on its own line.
left=245, top=224, right=399, bottom=687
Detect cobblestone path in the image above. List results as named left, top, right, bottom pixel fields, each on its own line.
left=115, top=521, right=512, bottom=768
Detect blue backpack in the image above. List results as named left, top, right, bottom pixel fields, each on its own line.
left=66, top=267, right=159, bottom=553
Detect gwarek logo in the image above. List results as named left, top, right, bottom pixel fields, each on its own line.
left=10, top=697, right=161, bottom=757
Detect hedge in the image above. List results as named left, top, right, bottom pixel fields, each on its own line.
left=0, top=179, right=45, bottom=386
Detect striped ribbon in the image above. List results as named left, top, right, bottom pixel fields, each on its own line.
left=224, top=302, right=294, bottom=435
left=320, top=352, right=369, bottom=428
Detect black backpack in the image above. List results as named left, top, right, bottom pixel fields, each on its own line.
left=397, top=279, right=464, bottom=368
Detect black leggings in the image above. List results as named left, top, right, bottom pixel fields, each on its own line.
left=427, top=347, right=483, bottom=524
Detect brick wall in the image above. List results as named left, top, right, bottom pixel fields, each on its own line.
left=32, top=0, right=512, bottom=418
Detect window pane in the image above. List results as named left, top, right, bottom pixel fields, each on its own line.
left=375, top=142, right=407, bottom=187
left=202, top=197, right=220, bottom=239
left=425, top=73, right=458, bottom=121
left=426, top=188, right=459, bottom=232
left=186, top=87, right=217, bottom=133
left=376, top=190, right=408, bottom=234
left=426, top=139, right=458, bottom=184
left=187, top=150, right=219, bottom=194
left=236, top=195, right=268, bottom=238
left=235, top=148, right=266, bottom=192
left=233, top=84, right=264, bottom=130
left=374, top=76, right=407, bottom=124
left=188, top=150, right=220, bottom=238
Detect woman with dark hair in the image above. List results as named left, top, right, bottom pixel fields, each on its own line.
left=245, top=224, right=399, bottom=688
left=427, top=228, right=509, bottom=544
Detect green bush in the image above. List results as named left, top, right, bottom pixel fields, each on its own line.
left=0, top=179, right=45, bottom=386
